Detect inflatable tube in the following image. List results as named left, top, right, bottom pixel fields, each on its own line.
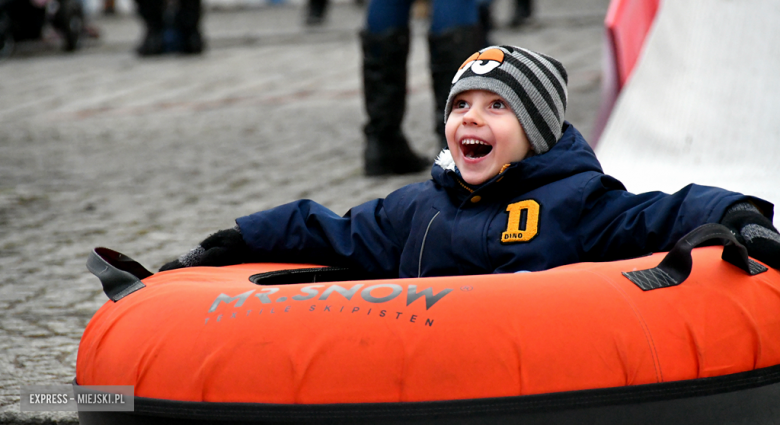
left=74, top=225, right=780, bottom=424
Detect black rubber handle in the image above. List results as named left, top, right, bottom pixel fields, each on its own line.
left=86, top=247, right=152, bottom=301
left=623, top=223, right=767, bottom=291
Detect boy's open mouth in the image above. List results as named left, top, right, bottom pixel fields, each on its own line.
left=461, top=139, right=493, bottom=159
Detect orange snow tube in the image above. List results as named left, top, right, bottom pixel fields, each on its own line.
left=75, top=224, right=780, bottom=424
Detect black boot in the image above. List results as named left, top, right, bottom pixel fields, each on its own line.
left=477, top=1, right=493, bottom=47
left=54, top=0, right=84, bottom=52
left=509, top=0, right=533, bottom=28
left=176, top=0, right=204, bottom=54
left=0, top=11, right=14, bottom=60
left=305, top=0, right=328, bottom=26
left=361, top=28, right=429, bottom=176
left=135, top=0, right=165, bottom=56
left=428, top=25, right=484, bottom=149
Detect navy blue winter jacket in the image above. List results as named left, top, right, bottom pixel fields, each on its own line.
left=236, top=124, right=765, bottom=278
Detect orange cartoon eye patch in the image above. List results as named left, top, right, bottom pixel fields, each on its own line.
left=477, top=48, right=504, bottom=63
left=458, top=48, right=505, bottom=70
left=453, top=48, right=506, bottom=83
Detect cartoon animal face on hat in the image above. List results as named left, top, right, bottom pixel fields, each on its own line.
left=444, top=46, right=569, bottom=155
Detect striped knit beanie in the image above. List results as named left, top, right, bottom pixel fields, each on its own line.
left=444, top=45, right=568, bottom=155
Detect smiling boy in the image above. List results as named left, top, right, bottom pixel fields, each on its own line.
left=160, top=45, right=780, bottom=275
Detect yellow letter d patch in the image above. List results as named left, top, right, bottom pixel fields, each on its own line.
left=501, top=200, right=540, bottom=243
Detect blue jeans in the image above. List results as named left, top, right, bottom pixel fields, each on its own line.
left=365, top=0, right=479, bottom=35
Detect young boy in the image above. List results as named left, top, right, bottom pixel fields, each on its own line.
left=160, top=45, right=780, bottom=275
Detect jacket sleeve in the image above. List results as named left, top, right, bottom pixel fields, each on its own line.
left=234, top=198, right=405, bottom=277
left=577, top=174, right=773, bottom=261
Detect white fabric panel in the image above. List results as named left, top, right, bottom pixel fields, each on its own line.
left=596, top=0, right=780, bottom=224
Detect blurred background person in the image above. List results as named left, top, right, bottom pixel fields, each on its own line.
left=361, top=0, right=486, bottom=176
left=0, top=0, right=96, bottom=56
left=135, top=0, right=204, bottom=56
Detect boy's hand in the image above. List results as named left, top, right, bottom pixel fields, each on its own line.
left=159, top=227, right=254, bottom=272
left=720, top=203, right=780, bottom=269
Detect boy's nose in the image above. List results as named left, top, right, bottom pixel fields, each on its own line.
left=462, top=108, right=484, bottom=126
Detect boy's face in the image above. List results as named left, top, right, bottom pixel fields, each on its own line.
left=445, top=89, right=531, bottom=186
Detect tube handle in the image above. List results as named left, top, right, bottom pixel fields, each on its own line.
left=623, top=223, right=768, bottom=291
left=86, top=247, right=152, bottom=301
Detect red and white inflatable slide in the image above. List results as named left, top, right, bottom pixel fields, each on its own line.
left=594, top=0, right=780, bottom=224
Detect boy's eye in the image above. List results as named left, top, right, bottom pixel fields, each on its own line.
left=491, top=100, right=506, bottom=109
left=455, top=100, right=469, bottom=109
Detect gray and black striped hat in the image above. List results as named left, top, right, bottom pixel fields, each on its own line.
left=444, top=45, right=568, bottom=155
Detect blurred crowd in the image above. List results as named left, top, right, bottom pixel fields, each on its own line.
left=0, top=0, right=537, bottom=176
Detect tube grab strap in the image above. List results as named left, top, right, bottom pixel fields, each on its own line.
left=623, top=223, right=768, bottom=291
left=86, top=247, right=152, bottom=302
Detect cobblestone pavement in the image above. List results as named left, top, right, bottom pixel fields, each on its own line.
left=0, top=0, right=608, bottom=422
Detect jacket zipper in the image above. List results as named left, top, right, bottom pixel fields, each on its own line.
left=418, top=211, right=441, bottom=278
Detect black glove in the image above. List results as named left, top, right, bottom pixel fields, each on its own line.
left=159, top=226, right=254, bottom=271
left=720, top=202, right=780, bottom=269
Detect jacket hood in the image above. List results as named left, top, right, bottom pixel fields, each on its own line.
left=432, top=123, right=603, bottom=202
